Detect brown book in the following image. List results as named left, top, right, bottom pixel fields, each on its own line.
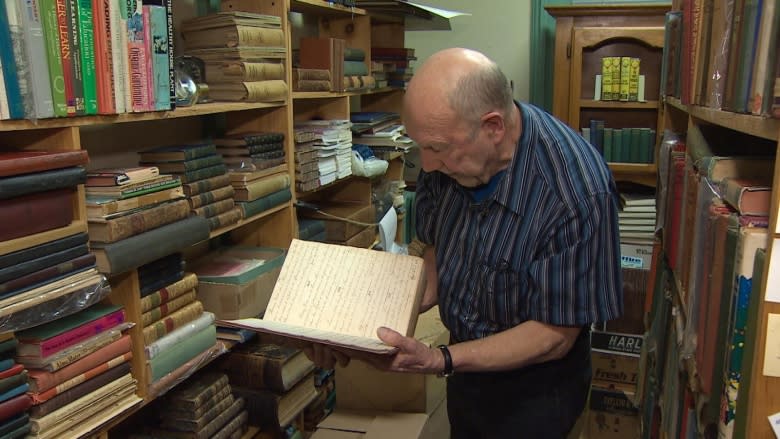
left=86, top=186, right=186, bottom=217
left=292, top=68, right=331, bottom=81
left=233, top=173, right=290, bottom=202
left=209, top=80, right=288, bottom=103
left=165, top=384, right=232, bottom=421
left=232, top=375, right=318, bottom=432
left=188, top=185, right=235, bottom=210
left=0, top=394, right=33, bottom=423
left=719, top=178, right=772, bottom=216
left=145, top=397, right=245, bottom=439
left=207, top=61, right=285, bottom=82
left=229, top=165, right=288, bottom=184
left=164, top=372, right=230, bottom=412
left=141, top=290, right=197, bottom=327
left=27, top=334, right=132, bottom=393
left=182, top=25, right=285, bottom=49
left=0, top=188, right=75, bottom=242
left=140, top=272, right=200, bottom=313
left=604, top=267, right=648, bottom=335
left=207, top=207, right=242, bottom=231
left=0, top=150, right=89, bottom=177
left=192, top=198, right=236, bottom=218
left=161, top=393, right=235, bottom=432
left=182, top=174, right=232, bottom=197
left=300, top=37, right=338, bottom=91
left=293, top=79, right=331, bottom=92
left=143, top=301, right=205, bottom=345
left=217, top=342, right=314, bottom=393
left=87, top=199, right=191, bottom=243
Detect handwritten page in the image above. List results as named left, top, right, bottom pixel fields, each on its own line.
left=221, top=239, right=425, bottom=353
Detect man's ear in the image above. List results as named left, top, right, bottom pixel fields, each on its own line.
left=481, top=111, right=506, bottom=141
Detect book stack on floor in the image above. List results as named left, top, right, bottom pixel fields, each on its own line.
left=138, top=144, right=242, bottom=232
left=135, top=371, right=248, bottom=439
left=0, top=334, right=32, bottom=439
left=181, top=12, right=288, bottom=103
left=216, top=340, right=318, bottom=436
left=294, top=120, right=353, bottom=188
left=216, top=131, right=286, bottom=173
left=136, top=255, right=220, bottom=398
left=85, top=165, right=210, bottom=275
left=0, top=150, right=110, bottom=327
left=14, top=303, right=142, bottom=438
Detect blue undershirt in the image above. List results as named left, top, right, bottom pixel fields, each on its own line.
left=468, top=170, right=506, bottom=202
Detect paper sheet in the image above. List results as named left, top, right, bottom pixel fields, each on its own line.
left=763, top=313, right=780, bottom=377
left=766, top=238, right=780, bottom=303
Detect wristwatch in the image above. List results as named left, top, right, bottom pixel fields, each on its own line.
left=437, top=345, right=455, bottom=377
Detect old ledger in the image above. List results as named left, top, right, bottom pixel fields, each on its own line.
left=218, top=239, right=426, bottom=354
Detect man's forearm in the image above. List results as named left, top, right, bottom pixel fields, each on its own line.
left=419, top=246, right=438, bottom=312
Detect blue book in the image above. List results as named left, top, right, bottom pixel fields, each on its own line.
left=0, top=3, right=24, bottom=119
left=0, top=383, right=27, bottom=404
left=147, top=4, right=170, bottom=110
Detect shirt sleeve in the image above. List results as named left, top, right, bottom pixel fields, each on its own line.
left=414, top=170, right=439, bottom=246
left=526, top=192, right=623, bottom=326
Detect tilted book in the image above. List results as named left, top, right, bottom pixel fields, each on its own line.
left=217, top=341, right=314, bottom=393
left=219, top=239, right=426, bottom=354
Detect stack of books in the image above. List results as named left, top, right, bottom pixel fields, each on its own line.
left=139, top=372, right=248, bottom=438
left=217, top=341, right=318, bottom=435
left=295, top=119, right=353, bottom=187
left=0, top=334, right=31, bottom=438
left=14, top=303, right=142, bottom=438
left=618, top=190, right=657, bottom=244
left=85, top=165, right=211, bottom=274
left=138, top=144, right=242, bottom=232
left=134, top=256, right=219, bottom=397
left=229, top=169, right=291, bottom=220
left=292, top=130, right=321, bottom=193
left=370, top=47, right=416, bottom=89
left=303, top=368, right=336, bottom=432
left=215, top=131, right=286, bottom=173
left=292, top=68, right=332, bottom=92
left=181, top=11, right=288, bottom=103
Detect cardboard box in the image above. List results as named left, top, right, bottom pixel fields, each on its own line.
left=335, top=307, right=449, bottom=414
left=591, top=331, right=642, bottom=392
left=620, top=242, right=654, bottom=270
left=587, top=388, right=639, bottom=439
left=191, top=246, right=286, bottom=319
left=311, top=402, right=449, bottom=439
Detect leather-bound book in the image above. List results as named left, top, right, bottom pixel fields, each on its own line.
left=0, top=150, right=89, bottom=177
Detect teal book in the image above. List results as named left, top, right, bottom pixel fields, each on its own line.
left=237, top=187, right=291, bottom=219
left=191, top=246, right=286, bottom=285
left=603, top=128, right=614, bottom=162
left=612, top=129, right=623, bottom=163
left=138, top=143, right=217, bottom=162
left=148, top=323, right=216, bottom=382
left=38, top=0, right=66, bottom=117
left=147, top=4, right=170, bottom=110
left=76, top=0, right=97, bottom=114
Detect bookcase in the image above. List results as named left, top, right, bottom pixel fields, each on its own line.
left=0, top=0, right=420, bottom=437
left=545, top=4, right=670, bottom=187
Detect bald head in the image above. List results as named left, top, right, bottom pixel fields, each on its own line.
left=404, top=48, right=515, bottom=129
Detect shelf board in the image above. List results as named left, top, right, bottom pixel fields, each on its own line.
left=665, top=97, right=780, bottom=141
left=208, top=202, right=291, bottom=240
left=0, top=102, right=287, bottom=132
left=580, top=100, right=659, bottom=109
left=296, top=174, right=357, bottom=198
left=0, top=220, right=87, bottom=256
left=290, top=0, right=366, bottom=16
left=293, top=87, right=404, bottom=100
left=608, top=162, right=657, bottom=174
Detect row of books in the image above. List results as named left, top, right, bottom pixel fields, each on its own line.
left=582, top=120, right=656, bottom=164
left=294, top=119, right=353, bottom=192
left=182, top=11, right=289, bottom=103
left=0, top=0, right=175, bottom=121
left=599, top=56, right=643, bottom=101
left=661, top=3, right=779, bottom=116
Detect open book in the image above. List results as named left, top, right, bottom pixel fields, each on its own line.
left=218, top=239, right=426, bottom=354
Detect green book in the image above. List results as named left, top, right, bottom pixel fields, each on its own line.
left=148, top=324, right=216, bottom=381
left=638, top=128, right=653, bottom=164
left=39, top=0, right=66, bottom=117
left=603, top=128, right=614, bottom=162
left=76, top=0, right=97, bottom=114
left=629, top=127, right=642, bottom=163
left=612, top=129, right=623, bottom=163
left=238, top=187, right=291, bottom=219
left=620, top=129, right=632, bottom=163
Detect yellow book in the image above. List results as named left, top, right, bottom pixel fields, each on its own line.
left=601, top=57, right=613, bottom=100
left=610, top=57, right=621, bottom=100
left=619, top=56, right=631, bottom=101
left=628, top=58, right=641, bottom=102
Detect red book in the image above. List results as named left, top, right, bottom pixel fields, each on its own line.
left=27, top=334, right=131, bottom=393
left=0, top=150, right=89, bottom=177
left=0, top=188, right=75, bottom=242
left=92, top=0, right=116, bottom=115
left=0, top=364, right=24, bottom=380
left=0, top=394, right=32, bottom=422
left=30, top=351, right=133, bottom=404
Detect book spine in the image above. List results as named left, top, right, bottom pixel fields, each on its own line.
left=207, top=207, right=241, bottom=230
left=140, top=290, right=196, bottom=327
left=29, top=362, right=130, bottom=417
left=0, top=252, right=95, bottom=295
left=18, top=0, right=55, bottom=118
left=37, top=309, right=126, bottom=357
left=178, top=164, right=227, bottom=184
left=39, top=0, right=67, bottom=117
left=197, top=397, right=244, bottom=439
left=140, top=271, right=198, bottom=313
left=109, top=0, right=126, bottom=113
left=0, top=188, right=74, bottom=242
left=239, top=187, right=291, bottom=219
left=0, top=242, right=88, bottom=284
left=213, top=410, right=248, bottom=439
left=193, top=198, right=235, bottom=218
left=141, top=3, right=154, bottom=110
left=167, top=383, right=231, bottom=418
left=0, top=395, right=33, bottom=420
left=145, top=310, right=214, bottom=359
left=142, top=300, right=203, bottom=345
left=187, top=185, right=235, bottom=210
left=32, top=350, right=133, bottom=404
left=168, top=373, right=230, bottom=411
left=28, top=334, right=131, bottom=393
left=163, top=394, right=235, bottom=432
left=66, top=0, right=85, bottom=115
left=126, top=0, right=149, bottom=112
left=89, top=198, right=190, bottom=243
left=182, top=173, right=231, bottom=196
left=76, top=0, right=97, bottom=114
left=0, top=2, right=25, bottom=119
left=628, top=58, right=640, bottom=102
left=148, top=323, right=215, bottom=381
left=87, top=186, right=184, bottom=216
left=147, top=4, right=168, bottom=110
left=93, top=0, right=116, bottom=114
left=52, top=0, right=75, bottom=115
left=240, top=173, right=290, bottom=201
left=36, top=327, right=122, bottom=371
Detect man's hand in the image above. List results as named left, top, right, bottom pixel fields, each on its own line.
left=302, top=344, right=351, bottom=370
left=369, top=326, right=444, bottom=374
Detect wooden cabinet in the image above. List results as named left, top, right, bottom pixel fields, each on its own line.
left=546, top=4, right=669, bottom=187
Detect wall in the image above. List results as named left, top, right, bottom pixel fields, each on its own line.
left=404, top=0, right=531, bottom=101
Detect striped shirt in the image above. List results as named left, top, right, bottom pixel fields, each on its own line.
left=415, top=102, right=623, bottom=343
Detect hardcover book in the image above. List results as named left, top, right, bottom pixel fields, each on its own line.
left=0, top=188, right=75, bottom=242
left=138, top=143, right=218, bottom=163
left=219, top=239, right=425, bottom=354
left=87, top=198, right=191, bottom=243
left=164, top=381, right=231, bottom=421
left=85, top=166, right=160, bottom=187
left=0, top=150, right=89, bottom=177
left=163, top=371, right=230, bottom=412
left=218, top=341, right=314, bottom=393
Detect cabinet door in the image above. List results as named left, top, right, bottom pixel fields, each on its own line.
left=569, top=26, right=664, bottom=185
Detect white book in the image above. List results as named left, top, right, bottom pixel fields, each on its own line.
left=108, top=0, right=127, bottom=113
left=0, top=55, right=7, bottom=119
left=15, top=0, right=54, bottom=119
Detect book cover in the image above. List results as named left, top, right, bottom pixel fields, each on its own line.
left=218, top=341, right=315, bottom=393
left=191, top=246, right=285, bottom=285
left=0, top=150, right=88, bottom=177
left=164, top=371, right=230, bottom=412
left=145, top=311, right=215, bottom=360
left=85, top=166, right=160, bottom=187
left=147, top=324, right=216, bottom=382
left=0, top=1, right=24, bottom=119
left=138, top=143, right=217, bottom=163
left=219, top=239, right=425, bottom=355
left=719, top=177, right=771, bottom=216
left=17, top=325, right=124, bottom=371
left=0, top=231, right=87, bottom=270
left=0, top=188, right=75, bottom=242
left=0, top=394, right=32, bottom=423
left=0, top=166, right=86, bottom=200
left=87, top=198, right=191, bottom=243
left=92, top=0, right=115, bottom=115
left=142, top=154, right=223, bottom=174
left=16, top=0, right=55, bottom=119
left=75, top=0, right=96, bottom=114
left=0, top=252, right=96, bottom=298
left=86, top=185, right=185, bottom=217
left=85, top=176, right=180, bottom=200
left=146, top=4, right=170, bottom=110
